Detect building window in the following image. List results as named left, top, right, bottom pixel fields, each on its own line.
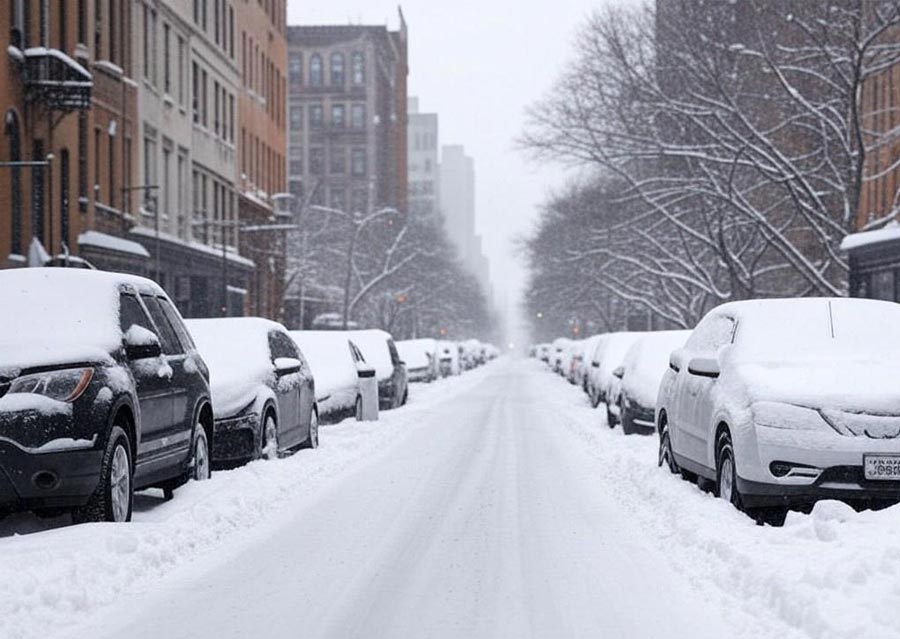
left=5, top=110, right=23, bottom=255
left=178, top=37, right=186, bottom=105
left=162, top=142, right=172, bottom=220
left=288, top=52, right=302, bottom=83
left=214, top=0, right=220, bottom=45
left=290, top=106, right=303, bottom=130
left=332, top=104, right=345, bottom=128
left=177, top=150, right=187, bottom=236
left=331, top=188, right=346, bottom=212
left=77, top=111, right=88, bottom=213
left=143, top=6, right=157, bottom=85
left=309, top=147, right=324, bottom=175
left=108, top=0, right=116, bottom=63
left=871, top=269, right=896, bottom=301
left=31, top=139, right=45, bottom=243
left=58, top=0, right=68, bottom=54
left=310, top=54, right=323, bottom=87
left=60, top=149, right=70, bottom=248
left=309, top=104, right=323, bottom=129
left=330, top=147, right=345, bottom=175
left=352, top=52, right=365, bottom=85
left=77, top=0, right=87, bottom=46
left=95, top=1, right=102, bottom=59
left=331, top=53, right=345, bottom=87
left=229, top=5, right=235, bottom=58
left=108, top=133, right=116, bottom=210
left=351, top=104, right=366, bottom=129
left=229, top=94, right=235, bottom=142
left=289, top=146, right=303, bottom=176
left=351, top=149, right=367, bottom=177
left=214, top=81, right=220, bottom=135
left=192, top=62, right=200, bottom=123
left=202, top=69, right=209, bottom=126
left=163, top=23, right=171, bottom=94
left=143, top=134, right=157, bottom=214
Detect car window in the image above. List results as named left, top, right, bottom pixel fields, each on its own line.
left=686, top=315, right=736, bottom=353
left=119, top=293, right=157, bottom=337
left=269, top=330, right=300, bottom=361
left=349, top=341, right=365, bottom=363
left=158, top=297, right=196, bottom=351
left=141, top=295, right=183, bottom=355
left=388, top=340, right=401, bottom=365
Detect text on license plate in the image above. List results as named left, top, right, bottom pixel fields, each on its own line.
left=864, top=455, right=900, bottom=480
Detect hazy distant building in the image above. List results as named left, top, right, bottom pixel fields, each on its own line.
left=286, top=11, right=409, bottom=216
left=407, top=97, right=439, bottom=219
left=440, top=144, right=491, bottom=299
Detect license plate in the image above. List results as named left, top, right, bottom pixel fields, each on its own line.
left=864, top=455, right=900, bottom=481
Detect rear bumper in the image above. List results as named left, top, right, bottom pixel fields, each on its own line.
left=0, top=440, right=103, bottom=511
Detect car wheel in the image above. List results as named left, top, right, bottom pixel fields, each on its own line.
left=302, top=409, right=319, bottom=449
left=401, top=388, right=409, bottom=406
left=606, top=403, right=617, bottom=429
left=621, top=403, right=634, bottom=436
left=73, top=425, right=133, bottom=523
left=716, top=430, right=741, bottom=509
left=262, top=413, right=278, bottom=460
left=591, top=389, right=602, bottom=409
left=191, top=428, right=211, bottom=481
left=657, top=420, right=679, bottom=474
left=355, top=396, right=363, bottom=421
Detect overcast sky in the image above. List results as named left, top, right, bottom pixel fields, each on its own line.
left=287, top=1, right=601, bottom=344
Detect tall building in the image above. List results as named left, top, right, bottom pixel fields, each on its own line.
left=440, top=144, right=491, bottom=298
left=130, top=0, right=252, bottom=318
left=286, top=11, right=409, bottom=216
left=407, top=97, right=439, bottom=219
left=0, top=1, right=143, bottom=273
left=237, top=0, right=288, bottom=319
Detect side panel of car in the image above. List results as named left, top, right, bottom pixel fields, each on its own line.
left=268, top=330, right=305, bottom=449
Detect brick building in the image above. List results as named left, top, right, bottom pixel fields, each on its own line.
left=286, top=12, right=409, bottom=217
left=0, top=0, right=145, bottom=272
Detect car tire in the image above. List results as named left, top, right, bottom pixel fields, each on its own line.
left=190, top=428, right=211, bottom=481
left=716, top=430, right=742, bottom=510
left=261, top=413, right=278, bottom=460
left=606, top=402, right=617, bottom=429
left=302, top=409, right=319, bottom=449
left=621, top=404, right=634, bottom=436
left=401, top=388, right=409, bottom=406
left=355, top=396, right=363, bottom=421
left=657, top=419, right=679, bottom=475
left=73, top=425, right=133, bottom=523
left=591, top=389, right=602, bottom=409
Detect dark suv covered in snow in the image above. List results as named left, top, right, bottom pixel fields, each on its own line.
left=0, top=269, right=213, bottom=523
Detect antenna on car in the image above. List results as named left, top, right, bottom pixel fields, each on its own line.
left=827, top=300, right=835, bottom=339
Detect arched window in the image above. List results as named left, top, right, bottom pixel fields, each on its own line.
left=352, top=51, right=365, bottom=85
left=5, top=110, right=22, bottom=255
left=330, top=52, right=344, bottom=87
left=309, top=53, right=323, bottom=87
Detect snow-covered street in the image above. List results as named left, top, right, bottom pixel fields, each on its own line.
left=6, top=358, right=900, bottom=639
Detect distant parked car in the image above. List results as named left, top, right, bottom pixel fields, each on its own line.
left=186, top=318, right=318, bottom=465
left=576, top=335, right=603, bottom=392
left=537, top=343, right=551, bottom=363
left=0, top=269, right=213, bottom=523
left=397, top=339, right=438, bottom=383
left=588, top=332, right=642, bottom=422
left=612, top=331, right=690, bottom=435
left=657, top=298, right=900, bottom=521
left=349, top=330, right=409, bottom=410
left=290, top=331, right=377, bottom=422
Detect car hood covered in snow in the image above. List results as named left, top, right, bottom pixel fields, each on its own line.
left=186, top=318, right=278, bottom=418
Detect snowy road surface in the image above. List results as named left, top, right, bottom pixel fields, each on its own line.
left=6, top=359, right=900, bottom=639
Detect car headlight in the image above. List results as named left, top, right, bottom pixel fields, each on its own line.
left=8, top=368, right=94, bottom=403
left=752, top=401, right=833, bottom=432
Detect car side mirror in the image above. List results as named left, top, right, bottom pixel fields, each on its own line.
left=669, top=349, right=684, bottom=373
left=124, top=326, right=162, bottom=360
left=613, top=366, right=625, bottom=379
left=687, top=356, right=720, bottom=378
left=274, top=357, right=302, bottom=376
left=591, top=361, right=600, bottom=368
left=357, top=363, right=376, bottom=379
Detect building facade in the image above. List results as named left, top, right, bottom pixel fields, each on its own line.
left=439, top=144, right=491, bottom=298
left=286, top=12, right=408, bottom=217
left=237, top=0, right=288, bottom=320
left=1, top=0, right=144, bottom=273
left=407, top=97, right=439, bottom=219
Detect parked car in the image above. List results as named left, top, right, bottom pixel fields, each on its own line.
left=397, top=339, right=438, bottom=383
left=576, top=335, right=604, bottom=392
left=588, top=332, right=642, bottom=421
left=612, top=331, right=690, bottom=435
left=186, top=318, right=318, bottom=465
left=552, top=337, right=573, bottom=374
left=0, top=269, right=213, bottom=523
left=437, top=340, right=461, bottom=377
left=349, top=330, right=409, bottom=410
left=537, top=343, right=551, bottom=363
left=657, top=298, right=900, bottom=521
left=290, top=331, right=377, bottom=422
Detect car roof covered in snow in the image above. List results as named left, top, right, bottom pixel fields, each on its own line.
left=0, top=268, right=167, bottom=373
left=397, top=339, right=435, bottom=369
left=621, top=330, right=691, bottom=408
left=290, top=331, right=359, bottom=401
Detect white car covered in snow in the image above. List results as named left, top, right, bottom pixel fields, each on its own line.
left=587, top=332, right=643, bottom=418
left=290, top=331, right=378, bottom=422
left=348, top=330, right=409, bottom=410
left=657, top=298, right=900, bottom=520
left=437, top=340, right=461, bottom=377
left=613, top=330, right=690, bottom=435
left=397, top=338, right=438, bottom=383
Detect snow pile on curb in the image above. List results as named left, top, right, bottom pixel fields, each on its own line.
left=0, top=362, right=497, bottom=639
left=537, top=360, right=900, bottom=639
